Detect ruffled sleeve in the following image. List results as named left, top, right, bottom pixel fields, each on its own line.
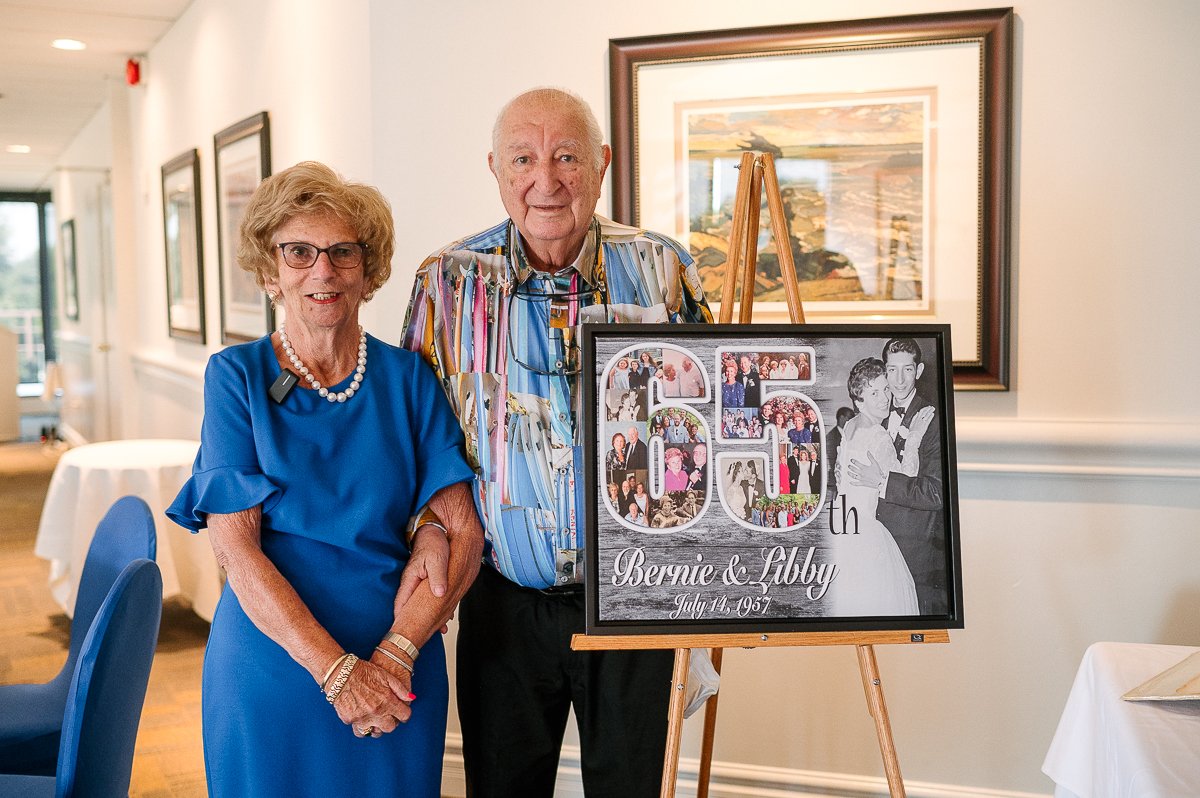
left=166, top=347, right=283, bottom=531
left=166, top=465, right=282, bottom=531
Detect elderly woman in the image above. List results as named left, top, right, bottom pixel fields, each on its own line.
left=720, top=362, right=745, bottom=408
left=663, top=447, right=690, bottom=492
left=166, top=162, right=483, bottom=797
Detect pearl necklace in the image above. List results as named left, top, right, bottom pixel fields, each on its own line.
left=278, top=325, right=367, bottom=404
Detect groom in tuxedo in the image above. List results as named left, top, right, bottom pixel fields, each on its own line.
left=848, top=337, right=947, bottom=615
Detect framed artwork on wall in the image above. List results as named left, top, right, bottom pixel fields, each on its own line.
left=582, top=323, right=963, bottom=636
left=609, top=8, right=1013, bottom=390
left=214, top=111, right=273, bottom=344
left=161, top=148, right=206, bottom=343
left=60, top=218, right=79, bottom=321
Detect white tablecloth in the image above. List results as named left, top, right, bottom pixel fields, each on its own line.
left=34, top=438, right=224, bottom=622
left=1043, top=641, right=1200, bottom=798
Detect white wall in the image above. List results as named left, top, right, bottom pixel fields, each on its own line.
left=122, top=0, right=374, bottom=438
left=52, top=92, right=116, bottom=442
left=46, top=0, right=1200, bottom=795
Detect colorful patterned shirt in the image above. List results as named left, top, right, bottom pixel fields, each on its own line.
left=402, top=215, right=712, bottom=588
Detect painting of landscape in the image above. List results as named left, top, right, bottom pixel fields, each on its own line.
left=680, top=92, right=933, bottom=314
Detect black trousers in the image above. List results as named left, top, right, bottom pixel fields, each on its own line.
left=457, top=566, right=674, bottom=798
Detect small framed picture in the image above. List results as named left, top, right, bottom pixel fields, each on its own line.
left=161, top=149, right=206, bottom=343
left=214, top=111, right=273, bottom=343
left=60, top=219, right=79, bottom=321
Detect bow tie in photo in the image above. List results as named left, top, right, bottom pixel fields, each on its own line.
left=887, top=403, right=906, bottom=440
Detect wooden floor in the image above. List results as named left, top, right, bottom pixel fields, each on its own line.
left=0, top=441, right=208, bottom=797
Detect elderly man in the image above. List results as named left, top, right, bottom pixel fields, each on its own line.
left=678, top=356, right=705, bottom=397
left=403, top=87, right=711, bottom=797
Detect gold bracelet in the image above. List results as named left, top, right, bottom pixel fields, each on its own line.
left=325, top=653, right=359, bottom=704
left=420, top=520, right=449, bottom=536
left=384, top=632, right=419, bottom=661
left=375, top=645, right=414, bottom=674
left=405, top=507, right=444, bottom=545
left=320, top=653, right=348, bottom=691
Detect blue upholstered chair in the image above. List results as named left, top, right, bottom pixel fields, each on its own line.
left=0, top=559, right=163, bottom=797
left=0, top=496, right=157, bottom=776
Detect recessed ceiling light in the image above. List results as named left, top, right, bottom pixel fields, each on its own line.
left=52, top=39, right=87, bottom=51
left=5, top=145, right=32, bottom=154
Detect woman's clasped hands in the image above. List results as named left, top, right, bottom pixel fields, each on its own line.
left=330, top=652, right=416, bottom=740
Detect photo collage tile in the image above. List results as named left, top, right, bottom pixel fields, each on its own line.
left=601, top=344, right=821, bottom=533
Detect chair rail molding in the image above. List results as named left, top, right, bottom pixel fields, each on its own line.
left=130, top=351, right=205, bottom=393
left=121, top=357, right=1200, bottom=482
left=955, top=417, right=1200, bottom=480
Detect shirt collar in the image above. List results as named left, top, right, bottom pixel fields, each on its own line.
left=508, top=217, right=600, bottom=287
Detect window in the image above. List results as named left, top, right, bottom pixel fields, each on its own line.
left=0, top=192, right=55, bottom=394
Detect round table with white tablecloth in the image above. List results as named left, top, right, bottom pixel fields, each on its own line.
left=34, top=438, right=223, bottom=621
left=1043, top=641, right=1200, bottom=798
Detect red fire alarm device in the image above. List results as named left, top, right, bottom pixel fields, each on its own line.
left=126, top=59, right=141, bottom=86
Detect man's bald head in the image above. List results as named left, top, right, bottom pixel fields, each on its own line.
left=492, top=87, right=606, bottom=171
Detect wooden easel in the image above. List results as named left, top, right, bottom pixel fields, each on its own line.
left=573, top=152, right=948, bottom=798
left=571, top=628, right=947, bottom=797
left=718, top=151, right=805, bottom=326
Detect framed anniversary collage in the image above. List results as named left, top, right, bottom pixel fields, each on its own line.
left=583, top=323, right=963, bottom=636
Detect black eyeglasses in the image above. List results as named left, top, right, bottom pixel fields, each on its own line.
left=504, top=291, right=583, bottom=379
left=277, top=241, right=368, bottom=270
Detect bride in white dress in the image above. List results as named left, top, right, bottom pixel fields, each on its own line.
left=832, top=357, right=933, bottom=616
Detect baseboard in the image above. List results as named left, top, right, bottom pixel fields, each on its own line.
left=439, top=734, right=1050, bottom=798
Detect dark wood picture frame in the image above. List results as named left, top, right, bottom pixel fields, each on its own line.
left=59, top=218, right=79, bottom=321
left=161, top=148, right=206, bottom=343
left=214, top=111, right=273, bottom=344
left=582, top=323, right=963, bottom=636
left=609, top=9, right=1013, bottom=390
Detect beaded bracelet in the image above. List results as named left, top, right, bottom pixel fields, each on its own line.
left=375, top=645, right=414, bottom=674
left=324, top=653, right=359, bottom=704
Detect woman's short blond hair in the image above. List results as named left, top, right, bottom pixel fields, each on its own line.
left=237, top=161, right=394, bottom=300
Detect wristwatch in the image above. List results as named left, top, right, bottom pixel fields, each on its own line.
left=384, top=632, right=419, bottom=661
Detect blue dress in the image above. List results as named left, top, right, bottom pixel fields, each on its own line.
left=166, top=334, right=474, bottom=797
